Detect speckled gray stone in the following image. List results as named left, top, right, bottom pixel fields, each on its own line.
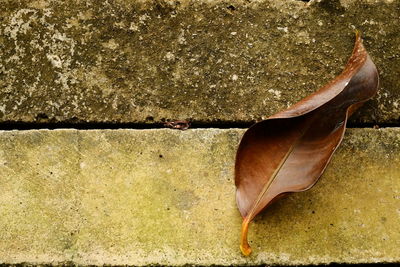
left=0, top=0, right=399, bottom=124
left=0, top=128, right=399, bottom=265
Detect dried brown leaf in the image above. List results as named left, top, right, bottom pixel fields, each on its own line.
left=234, top=31, right=379, bottom=256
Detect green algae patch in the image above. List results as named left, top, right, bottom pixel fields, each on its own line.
left=1, top=0, right=399, bottom=124
left=0, top=128, right=399, bottom=265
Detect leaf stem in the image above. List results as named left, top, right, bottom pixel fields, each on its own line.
left=240, top=218, right=252, bottom=256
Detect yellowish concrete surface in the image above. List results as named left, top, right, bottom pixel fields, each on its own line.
left=0, top=128, right=399, bottom=265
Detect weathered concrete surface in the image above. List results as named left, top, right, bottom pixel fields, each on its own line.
left=0, top=128, right=399, bottom=266
left=1, top=0, right=399, bottom=124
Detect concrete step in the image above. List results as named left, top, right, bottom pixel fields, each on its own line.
left=1, top=0, right=399, bottom=124
left=0, top=128, right=399, bottom=265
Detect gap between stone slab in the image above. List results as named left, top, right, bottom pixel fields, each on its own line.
left=0, top=121, right=399, bottom=131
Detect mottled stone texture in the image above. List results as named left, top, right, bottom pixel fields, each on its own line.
left=0, top=128, right=399, bottom=265
left=0, top=0, right=399, bottom=124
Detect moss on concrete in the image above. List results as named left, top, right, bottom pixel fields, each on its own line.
left=0, top=0, right=399, bottom=124
left=0, top=128, right=399, bottom=265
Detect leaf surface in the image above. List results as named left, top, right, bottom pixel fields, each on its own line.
left=234, top=32, right=379, bottom=256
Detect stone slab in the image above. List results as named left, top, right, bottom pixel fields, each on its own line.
left=1, top=0, right=399, bottom=124
left=0, top=128, right=399, bottom=265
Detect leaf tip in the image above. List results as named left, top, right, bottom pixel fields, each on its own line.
left=354, top=29, right=361, bottom=39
